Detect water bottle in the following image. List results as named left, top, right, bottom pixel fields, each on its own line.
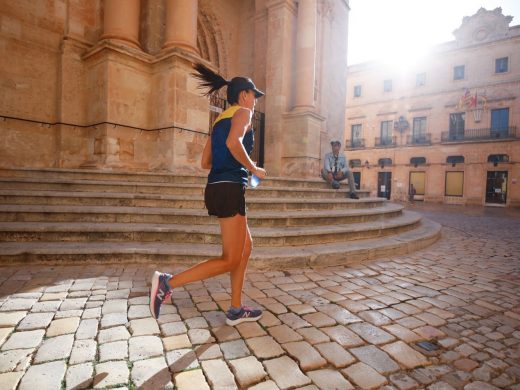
left=249, top=174, right=261, bottom=188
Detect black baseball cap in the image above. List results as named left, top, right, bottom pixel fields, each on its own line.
left=330, top=140, right=341, bottom=146
left=229, top=76, right=264, bottom=98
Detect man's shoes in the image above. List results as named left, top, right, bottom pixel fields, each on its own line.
left=226, top=306, right=263, bottom=326
left=149, top=271, right=172, bottom=319
left=349, top=192, right=359, bottom=199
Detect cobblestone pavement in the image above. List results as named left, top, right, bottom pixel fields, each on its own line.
left=0, top=204, right=519, bottom=389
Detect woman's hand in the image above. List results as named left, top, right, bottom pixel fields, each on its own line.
left=253, top=166, right=267, bottom=180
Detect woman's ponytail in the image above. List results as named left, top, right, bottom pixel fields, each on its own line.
left=192, top=63, right=229, bottom=96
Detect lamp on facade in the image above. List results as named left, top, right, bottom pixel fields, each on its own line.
left=364, top=160, right=370, bottom=169
left=472, top=108, right=483, bottom=123
left=394, top=116, right=409, bottom=133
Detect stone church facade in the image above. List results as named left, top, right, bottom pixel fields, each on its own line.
left=345, top=8, right=520, bottom=207
left=0, top=0, right=350, bottom=178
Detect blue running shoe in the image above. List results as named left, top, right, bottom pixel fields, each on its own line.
left=149, top=271, right=172, bottom=319
left=226, top=306, right=263, bottom=326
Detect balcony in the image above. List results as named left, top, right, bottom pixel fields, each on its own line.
left=375, top=136, right=397, bottom=147
left=441, top=126, right=517, bottom=143
left=345, top=139, right=365, bottom=149
left=406, top=133, right=431, bottom=145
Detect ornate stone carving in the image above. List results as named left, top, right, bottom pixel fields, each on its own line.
left=453, top=7, right=513, bottom=47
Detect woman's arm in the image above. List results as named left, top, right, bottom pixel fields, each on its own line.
left=201, top=135, right=212, bottom=169
left=226, top=108, right=257, bottom=172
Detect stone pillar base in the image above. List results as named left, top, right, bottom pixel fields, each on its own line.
left=281, top=110, right=324, bottom=178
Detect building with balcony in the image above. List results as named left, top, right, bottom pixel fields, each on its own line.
left=344, top=8, right=520, bottom=207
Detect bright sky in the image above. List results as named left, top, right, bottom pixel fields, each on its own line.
left=347, top=0, right=520, bottom=65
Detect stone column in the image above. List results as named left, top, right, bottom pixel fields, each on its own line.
left=163, top=0, right=199, bottom=53
left=101, top=0, right=141, bottom=48
left=293, top=0, right=317, bottom=110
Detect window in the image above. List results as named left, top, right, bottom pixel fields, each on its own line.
left=453, top=65, right=465, bottom=80
left=409, top=172, right=425, bottom=195
left=380, top=120, right=393, bottom=140
left=354, top=85, right=361, bottom=97
left=410, top=157, right=426, bottom=167
left=351, top=124, right=362, bottom=140
left=495, top=57, right=508, bottom=73
left=446, top=156, right=465, bottom=165
left=446, top=172, right=464, bottom=196
left=491, top=108, right=509, bottom=132
left=449, top=113, right=465, bottom=140
left=383, top=79, right=392, bottom=92
left=349, top=159, right=361, bottom=168
left=416, top=73, right=426, bottom=86
left=487, top=154, right=509, bottom=164
left=378, top=158, right=392, bottom=168
left=412, top=117, right=427, bottom=138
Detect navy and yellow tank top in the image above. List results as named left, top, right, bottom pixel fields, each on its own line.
left=208, top=105, right=254, bottom=185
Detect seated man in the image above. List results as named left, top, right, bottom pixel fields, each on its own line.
left=322, top=140, right=359, bottom=199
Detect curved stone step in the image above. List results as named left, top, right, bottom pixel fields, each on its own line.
left=0, top=178, right=369, bottom=199
left=0, top=210, right=421, bottom=246
left=0, top=203, right=403, bottom=227
left=0, top=189, right=384, bottom=211
left=0, top=219, right=441, bottom=267
left=0, top=167, right=340, bottom=189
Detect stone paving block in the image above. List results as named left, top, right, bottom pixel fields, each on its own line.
left=297, top=327, right=330, bottom=344
left=220, top=339, right=250, bottom=359
left=0, top=348, right=34, bottom=373
left=322, top=325, right=364, bottom=347
left=128, top=304, right=150, bottom=320
left=236, top=321, right=267, bottom=338
left=0, top=312, right=26, bottom=327
left=0, top=371, right=24, bottom=390
left=69, top=339, right=97, bottom=365
left=94, top=361, right=129, bottom=388
left=382, top=341, right=430, bottom=369
left=389, top=372, right=420, bottom=389
left=349, top=322, right=396, bottom=345
left=263, top=355, right=311, bottom=389
left=350, top=345, right=400, bottom=374
left=46, top=316, right=80, bottom=337
left=278, top=312, right=311, bottom=329
left=129, top=335, right=163, bottom=361
left=194, top=343, right=222, bottom=360
left=201, top=358, right=236, bottom=389
left=76, top=318, right=99, bottom=340
left=0, top=298, right=37, bottom=311
left=0, top=327, right=13, bottom=349
left=100, top=312, right=128, bottom=329
left=82, top=307, right=101, bottom=319
left=34, top=334, right=74, bottom=363
left=383, top=324, right=422, bottom=343
left=246, top=335, right=285, bottom=359
left=213, top=325, right=242, bottom=342
left=65, top=362, right=93, bottom=390
left=19, top=360, right=67, bottom=390
left=248, top=380, right=280, bottom=390
left=464, top=382, right=501, bottom=390
left=188, top=328, right=215, bottom=345
left=131, top=356, right=172, bottom=389
left=30, top=300, right=61, bottom=313
left=315, top=341, right=355, bottom=368
left=60, top=298, right=87, bottom=311
left=342, top=361, right=387, bottom=389
left=163, top=334, right=192, bottom=351
left=229, top=355, right=267, bottom=388
left=268, top=324, right=304, bottom=343
left=282, top=341, right=327, bottom=370
left=307, top=368, right=354, bottom=390
left=160, top=321, right=188, bottom=337
left=302, top=312, right=336, bottom=327
left=259, top=310, right=282, bottom=327
left=1, top=329, right=44, bottom=351
left=174, top=369, right=210, bottom=390
left=98, top=325, right=130, bottom=344
left=99, top=340, right=128, bottom=362
left=317, top=304, right=361, bottom=325
left=185, top=316, right=209, bottom=329
left=128, top=317, right=159, bottom=336
left=166, top=348, right=199, bottom=372
left=358, top=310, right=393, bottom=326
left=102, top=299, right=127, bottom=314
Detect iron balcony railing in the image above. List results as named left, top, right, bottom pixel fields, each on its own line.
left=406, top=133, right=431, bottom=145
left=441, top=126, right=517, bottom=142
left=375, top=136, right=397, bottom=147
left=345, top=139, right=365, bottom=149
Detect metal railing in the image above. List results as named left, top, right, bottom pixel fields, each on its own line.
left=406, top=133, right=431, bottom=145
left=375, top=136, right=397, bottom=147
left=345, top=139, right=365, bottom=149
left=441, top=126, right=517, bottom=142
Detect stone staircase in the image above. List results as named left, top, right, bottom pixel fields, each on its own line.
left=0, top=168, right=441, bottom=268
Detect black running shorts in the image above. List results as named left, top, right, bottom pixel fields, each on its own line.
left=204, top=182, right=246, bottom=218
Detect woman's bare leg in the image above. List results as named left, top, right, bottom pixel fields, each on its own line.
left=167, top=214, right=247, bottom=290
left=230, top=222, right=252, bottom=307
